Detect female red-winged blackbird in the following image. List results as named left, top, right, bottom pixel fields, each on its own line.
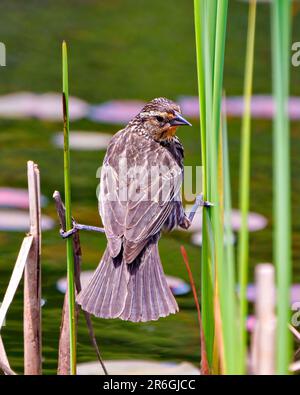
left=77, top=97, right=201, bottom=322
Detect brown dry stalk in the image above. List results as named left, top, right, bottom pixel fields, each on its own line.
left=180, top=245, right=210, bottom=375
left=24, top=161, right=42, bottom=375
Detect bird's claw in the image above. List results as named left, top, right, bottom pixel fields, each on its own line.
left=196, top=193, right=214, bottom=208
left=59, top=221, right=78, bottom=239
left=186, top=194, right=214, bottom=225
left=59, top=221, right=105, bottom=238
left=180, top=216, right=191, bottom=230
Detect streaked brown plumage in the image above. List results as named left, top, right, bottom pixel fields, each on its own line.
left=77, top=97, right=192, bottom=322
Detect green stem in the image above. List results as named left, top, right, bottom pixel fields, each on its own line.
left=193, top=0, right=232, bottom=373
left=62, top=41, right=77, bottom=375
left=271, top=0, right=292, bottom=375
left=194, top=0, right=207, bottom=196
left=222, top=105, right=239, bottom=374
left=194, top=0, right=214, bottom=368
left=209, top=0, right=228, bottom=373
left=237, top=0, right=256, bottom=374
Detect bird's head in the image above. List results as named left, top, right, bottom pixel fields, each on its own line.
left=135, top=97, right=192, bottom=141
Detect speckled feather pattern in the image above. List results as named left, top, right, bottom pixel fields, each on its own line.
left=77, top=98, right=189, bottom=322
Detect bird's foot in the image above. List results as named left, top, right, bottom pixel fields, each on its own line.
left=59, top=220, right=105, bottom=239
left=180, top=216, right=191, bottom=230
left=195, top=193, right=214, bottom=208
left=187, top=193, right=214, bottom=225
left=59, top=220, right=79, bottom=239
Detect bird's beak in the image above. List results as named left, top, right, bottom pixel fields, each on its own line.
left=169, top=112, right=192, bottom=127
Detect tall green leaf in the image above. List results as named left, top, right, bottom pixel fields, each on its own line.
left=194, top=0, right=214, bottom=367
left=222, top=107, right=240, bottom=374
left=62, top=41, right=77, bottom=375
left=271, top=0, right=292, bottom=375
left=209, top=0, right=229, bottom=374
left=194, top=0, right=230, bottom=373
left=237, top=0, right=256, bottom=374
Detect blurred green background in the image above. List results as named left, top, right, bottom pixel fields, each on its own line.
left=0, top=0, right=300, bottom=374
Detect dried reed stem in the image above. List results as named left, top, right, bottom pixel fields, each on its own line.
left=24, top=161, right=42, bottom=375
left=0, top=235, right=33, bottom=330
left=251, top=264, right=276, bottom=375
left=0, top=336, right=15, bottom=375
left=180, top=246, right=209, bottom=375
left=0, top=361, right=16, bottom=375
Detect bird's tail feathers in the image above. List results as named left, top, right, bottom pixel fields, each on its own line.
left=76, top=243, right=178, bottom=322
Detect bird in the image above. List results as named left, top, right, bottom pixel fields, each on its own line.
left=76, top=97, right=205, bottom=322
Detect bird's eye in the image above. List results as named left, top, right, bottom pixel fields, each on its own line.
left=156, top=116, right=164, bottom=123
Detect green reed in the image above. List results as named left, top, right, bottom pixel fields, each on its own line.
left=271, top=0, right=292, bottom=374
left=238, top=0, right=256, bottom=374
left=62, top=41, right=77, bottom=375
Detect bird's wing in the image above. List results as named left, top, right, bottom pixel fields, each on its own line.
left=99, top=129, right=127, bottom=257
left=99, top=129, right=183, bottom=262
